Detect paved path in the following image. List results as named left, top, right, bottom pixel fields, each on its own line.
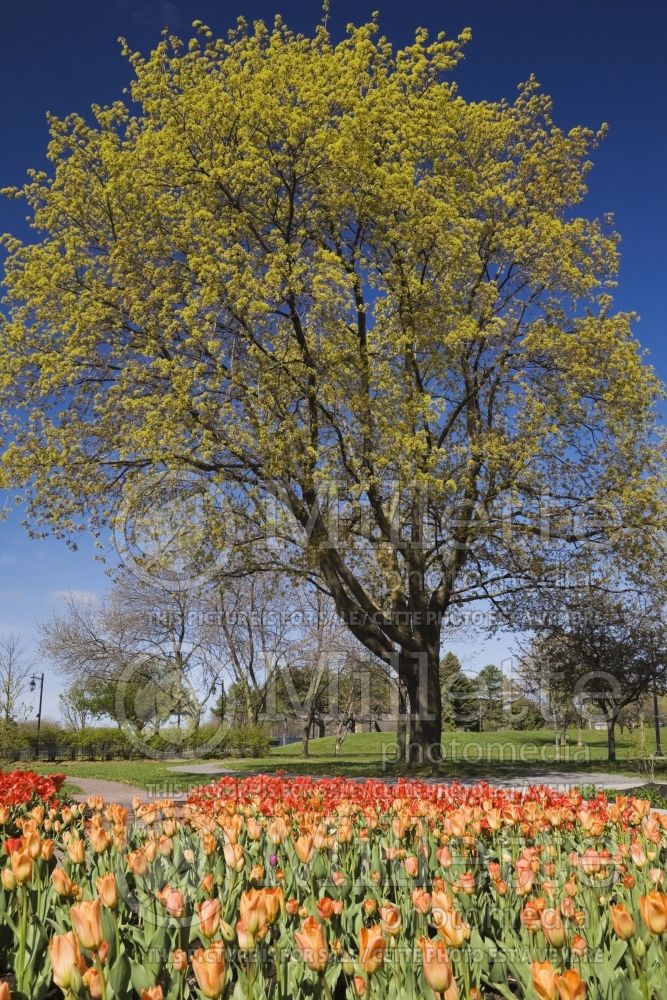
left=71, top=777, right=147, bottom=812
left=165, top=763, right=646, bottom=792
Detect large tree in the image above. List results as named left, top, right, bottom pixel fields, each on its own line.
left=1, top=17, right=664, bottom=762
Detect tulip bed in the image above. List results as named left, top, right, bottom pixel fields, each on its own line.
left=1, top=772, right=667, bottom=999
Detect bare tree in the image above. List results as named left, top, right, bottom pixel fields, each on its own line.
left=203, top=574, right=294, bottom=726
left=0, top=633, right=34, bottom=723
left=40, top=572, right=223, bottom=735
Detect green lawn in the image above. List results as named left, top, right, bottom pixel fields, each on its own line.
left=11, top=724, right=667, bottom=789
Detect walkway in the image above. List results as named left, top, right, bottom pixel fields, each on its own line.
left=71, top=777, right=147, bottom=813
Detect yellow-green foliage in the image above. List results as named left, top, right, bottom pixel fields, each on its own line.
left=0, top=16, right=664, bottom=650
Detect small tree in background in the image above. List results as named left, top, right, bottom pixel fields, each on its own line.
left=0, top=634, right=34, bottom=724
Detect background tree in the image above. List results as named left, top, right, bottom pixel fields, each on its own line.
left=520, top=589, right=667, bottom=762
left=40, top=574, right=223, bottom=737
left=1, top=17, right=664, bottom=763
left=440, top=652, right=478, bottom=731
left=0, top=633, right=33, bottom=724
left=58, top=675, right=125, bottom=731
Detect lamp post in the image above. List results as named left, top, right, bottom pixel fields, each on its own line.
left=29, top=672, right=44, bottom=759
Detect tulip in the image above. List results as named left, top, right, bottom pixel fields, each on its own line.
left=295, top=916, right=329, bottom=973
left=359, top=924, right=385, bottom=974
left=96, top=873, right=118, bottom=909
left=197, top=898, right=221, bottom=939
left=295, top=835, right=314, bottom=864
left=556, top=969, right=587, bottom=1000
left=267, top=817, right=289, bottom=844
left=141, top=989, right=164, bottom=1000
left=404, top=855, right=419, bottom=877
left=83, top=968, right=103, bottom=999
left=235, top=918, right=257, bottom=951
left=520, top=904, right=542, bottom=932
left=0, top=983, right=8, bottom=1000
left=541, top=908, right=566, bottom=948
left=571, top=936, right=587, bottom=957
left=1, top=868, right=16, bottom=891
left=23, top=830, right=41, bottom=859
left=412, top=888, right=431, bottom=913
left=610, top=903, right=635, bottom=940
left=127, top=850, right=148, bottom=876
left=380, top=903, right=402, bottom=937
left=40, top=839, right=55, bottom=861
left=67, top=839, right=86, bottom=864
left=172, top=949, right=188, bottom=972
left=49, top=932, right=84, bottom=991
left=223, top=842, right=244, bottom=872
left=192, top=943, right=226, bottom=998
left=10, top=851, right=32, bottom=885
left=439, top=909, right=470, bottom=948
left=317, top=896, right=336, bottom=921
left=240, top=889, right=267, bottom=935
left=420, top=936, right=452, bottom=994
left=640, top=892, right=667, bottom=934
left=531, top=960, right=559, bottom=1000
left=165, top=889, right=186, bottom=919
left=353, top=974, right=366, bottom=995
left=70, top=898, right=105, bottom=952
left=263, top=887, right=284, bottom=924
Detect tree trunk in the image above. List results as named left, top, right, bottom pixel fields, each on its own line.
left=401, top=645, right=443, bottom=766
left=301, top=724, right=310, bottom=758
left=607, top=718, right=616, bottom=764
left=395, top=668, right=411, bottom=764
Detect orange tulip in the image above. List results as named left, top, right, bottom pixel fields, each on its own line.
left=640, top=892, right=667, bottom=934
left=404, top=855, right=419, bottom=877
left=49, top=932, right=84, bottom=991
left=556, top=969, right=587, bottom=1000
left=295, top=916, right=329, bottom=973
left=40, top=839, right=55, bottom=861
left=541, top=908, right=566, bottom=948
left=66, top=839, right=86, bottom=864
left=172, top=949, right=188, bottom=972
left=96, top=873, right=118, bottom=909
left=1, top=869, right=15, bottom=891
left=10, top=851, right=32, bottom=885
left=192, top=942, right=226, bottom=998
left=263, top=887, right=284, bottom=924
left=127, top=850, right=148, bottom=876
left=439, top=909, right=470, bottom=948
left=571, top=935, right=587, bottom=957
left=223, top=842, right=244, bottom=872
left=420, top=936, right=452, bottom=994
left=380, top=903, right=402, bottom=937
left=82, top=968, right=103, bottom=999
left=610, top=903, right=635, bottom=940
left=531, top=961, right=559, bottom=1000
left=359, top=924, right=385, bottom=974
left=240, top=889, right=267, bottom=935
left=267, top=818, right=289, bottom=844
left=353, top=974, right=366, bottom=995
left=0, top=983, right=8, bottom=1000
left=197, top=898, right=221, bottom=939
left=412, top=888, right=431, bottom=914
left=141, top=989, right=164, bottom=1000
left=70, top=898, right=104, bottom=952
left=295, top=835, right=314, bottom=864
left=235, top=917, right=257, bottom=951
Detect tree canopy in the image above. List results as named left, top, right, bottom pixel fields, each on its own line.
left=1, top=15, right=664, bottom=760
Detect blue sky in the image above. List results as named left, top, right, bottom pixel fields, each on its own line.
left=1, top=0, right=665, bottom=718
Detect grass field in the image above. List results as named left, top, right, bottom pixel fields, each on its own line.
left=10, top=724, right=667, bottom=791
